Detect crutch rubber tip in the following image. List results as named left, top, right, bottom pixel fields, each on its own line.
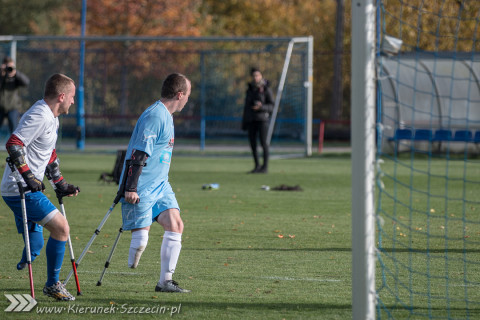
left=96, top=281, right=102, bottom=286
left=77, top=291, right=83, bottom=296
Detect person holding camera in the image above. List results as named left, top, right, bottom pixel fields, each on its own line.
left=1, top=56, right=30, bottom=134
left=242, top=67, right=275, bottom=174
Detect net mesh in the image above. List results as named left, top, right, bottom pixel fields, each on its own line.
left=0, top=38, right=309, bottom=149
left=376, top=1, right=480, bottom=319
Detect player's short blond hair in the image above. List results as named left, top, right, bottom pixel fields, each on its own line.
left=44, top=74, right=75, bottom=100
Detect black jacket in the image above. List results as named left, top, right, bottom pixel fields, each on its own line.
left=242, top=79, right=274, bottom=130
left=0, top=70, right=30, bottom=112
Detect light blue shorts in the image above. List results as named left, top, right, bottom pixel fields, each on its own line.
left=3, top=192, right=57, bottom=233
left=121, top=187, right=179, bottom=231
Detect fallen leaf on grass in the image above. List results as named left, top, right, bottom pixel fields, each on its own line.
left=288, top=235, right=296, bottom=238
left=278, top=234, right=284, bottom=238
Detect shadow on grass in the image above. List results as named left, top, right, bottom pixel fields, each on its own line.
left=184, top=247, right=352, bottom=252
left=88, top=298, right=352, bottom=312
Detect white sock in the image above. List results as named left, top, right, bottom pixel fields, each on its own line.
left=128, top=229, right=149, bottom=268
left=159, top=231, right=182, bottom=284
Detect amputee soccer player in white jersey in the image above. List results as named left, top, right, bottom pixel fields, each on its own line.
left=1, top=73, right=80, bottom=301
left=120, top=73, right=191, bottom=293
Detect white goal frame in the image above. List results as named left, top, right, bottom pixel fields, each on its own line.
left=351, top=0, right=376, bottom=320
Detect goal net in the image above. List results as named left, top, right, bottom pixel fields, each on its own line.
left=0, top=36, right=312, bottom=155
left=375, top=1, right=480, bottom=319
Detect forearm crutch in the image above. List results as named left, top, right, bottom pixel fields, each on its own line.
left=96, top=226, right=124, bottom=286
left=64, top=164, right=128, bottom=286
left=96, top=157, right=147, bottom=286
left=58, top=196, right=82, bottom=295
left=6, top=157, right=35, bottom=299
left=63, top=191, right=123, bottom=285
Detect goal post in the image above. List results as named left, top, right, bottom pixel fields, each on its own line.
left=267, top=37, right=314, bottom=156
left=0, top=36, right=313, bottom=155
left=351, top=0, right=377, bottom=319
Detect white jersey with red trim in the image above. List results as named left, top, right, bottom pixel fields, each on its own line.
left=1, top=100, right=58, bottom=196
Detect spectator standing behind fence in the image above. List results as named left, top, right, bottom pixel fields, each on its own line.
left=0, top=57, right=30, bottom=134
left=242, top=67, right=274, bottom=174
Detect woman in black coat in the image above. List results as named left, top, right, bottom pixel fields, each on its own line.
left=242, top=68, right=275, bottom=173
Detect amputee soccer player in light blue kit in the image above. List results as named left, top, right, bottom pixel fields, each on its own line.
left=120, top=73, right=191, bottom=293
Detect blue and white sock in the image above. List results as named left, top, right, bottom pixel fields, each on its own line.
left=45, top=237, right=66, bottom=287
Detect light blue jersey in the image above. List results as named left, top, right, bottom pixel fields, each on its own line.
left=120, top=101, right=182, bottom=230
left=121, top=101, right=175, bottom=202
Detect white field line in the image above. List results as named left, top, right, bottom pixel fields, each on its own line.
left=260, top=276, right=341, bottom=282
left=76, top=270, right=144, bottom=276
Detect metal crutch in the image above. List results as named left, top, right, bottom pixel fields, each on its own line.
left=97, top=159, right=147, bottom=286
left=58, top=195, right=82, bottom=295
left=6, top=157, right=35, bottom=299
left=64, top=163, right=128, bottom=286
left=96, top=226, right=124, bottom=286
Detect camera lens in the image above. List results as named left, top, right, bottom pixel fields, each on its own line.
left=6, top=66, right=14, bottom=72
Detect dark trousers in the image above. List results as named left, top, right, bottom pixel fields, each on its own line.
left=247, top=121, right=269, bottom=169
left=0, top=109, right=20, bottom=134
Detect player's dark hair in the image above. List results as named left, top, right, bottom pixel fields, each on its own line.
left=161, top=73, right=189, bottom=99
left=44, top=74, right=75, bottom=99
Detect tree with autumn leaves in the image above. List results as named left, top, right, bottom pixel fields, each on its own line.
left=1, top=0, right=478, bottom=121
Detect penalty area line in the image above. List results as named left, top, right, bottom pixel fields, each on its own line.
left=260, top=276, right=341, bottom=282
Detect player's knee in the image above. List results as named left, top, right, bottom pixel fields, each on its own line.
left=157, top=209, right=183, bottom=233
left=54, top=224, right=69, bottom=241
left=176, top=219, right=184, bottom=233
left=46, top=213, right=70, bottom=241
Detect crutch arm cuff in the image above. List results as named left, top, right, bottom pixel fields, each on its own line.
left=6, top=136, right=30, bottom=174
left=125, top=149, right=148, bottom=192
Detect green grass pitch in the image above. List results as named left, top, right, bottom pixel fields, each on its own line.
left=0, top=152, right=353, bottom=319
left=1, top=150, right=477, bottom=319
